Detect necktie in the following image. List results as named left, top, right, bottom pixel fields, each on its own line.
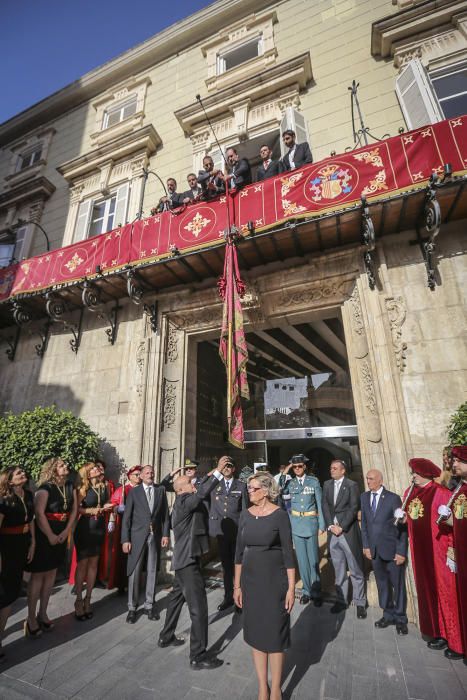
left=146, top=486, right=153, bottom=508
left=334, top=481, right=340, bottom=504
left=225, top=481, right=230, bottom=494
left=371, top=492, right=377, bottom=514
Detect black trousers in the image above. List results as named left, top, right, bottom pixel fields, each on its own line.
left=372, top=554, right=408, bottom=623
left=160, top=562, right=208, bottom=661
left=217, top=534, right=236, bottom=601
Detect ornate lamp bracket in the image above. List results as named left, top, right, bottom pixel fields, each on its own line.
left=143, top=301, right=158, bottom=334
left=11, top=300, right=31, bottom=327
left=417, top=173, right=442, bottom=290
left=5, top=326, right=21, bottom=361
left=102, top=301, right=120, bottom=345
left=34, top=321, right=51, bottom=358
left=361, top=196, right=376, bottom=290
left=126, top=269, right=145, bottom=305
left=45, top=292, right=83, bottom=354
left=82, top=280, right=119, bottom=345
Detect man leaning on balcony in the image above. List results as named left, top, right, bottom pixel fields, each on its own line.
left=280, top=129, right=313, bottom=171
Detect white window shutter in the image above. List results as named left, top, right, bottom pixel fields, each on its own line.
left=14, top=225, right=29, bottom=260
left=74, top=199, right=92, bottom=242
left=396, top=58, right=443, bottom=130
left=279, top=106, right=310, bottom=156
left=114, top=182, right=130, bottom=227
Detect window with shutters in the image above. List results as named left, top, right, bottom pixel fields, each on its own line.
left=280, top=106, right=310, bottom=157
left=217, top=36, right=263, bottom=75
left=395, top=58, right=443, bottom=129
left=0, top=226, right=29, bottom=267
left=73, top=183, right=129, bottom=242
left=102, top=95, right=138, bottom=130
left=430, top=61, right=467, bottom=119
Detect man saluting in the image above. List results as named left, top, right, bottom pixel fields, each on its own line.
left=158, top=456, right=232, bottom=670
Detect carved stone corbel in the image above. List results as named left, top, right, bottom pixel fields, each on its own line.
left=385, top=296, right=407, bottom=371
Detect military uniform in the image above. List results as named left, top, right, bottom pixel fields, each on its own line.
left=283, top=474, right=325, bottom=599
left=208, top=478, right=248, bottom=603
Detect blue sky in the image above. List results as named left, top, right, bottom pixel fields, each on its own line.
left=0, top=0, right=213, bottom=124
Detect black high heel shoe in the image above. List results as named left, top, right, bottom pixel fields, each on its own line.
left=37, top=615, right=55, bottom=631
left=24, top=620, right=42, bottom=638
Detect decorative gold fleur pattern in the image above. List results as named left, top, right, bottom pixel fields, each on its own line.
left=184, top=211, right=211, bottom=238
left=353, top=148, right=384, bottom=168
left=361, top=169, right=388, bottom=196
left=64, top=253, right=84, bottom=273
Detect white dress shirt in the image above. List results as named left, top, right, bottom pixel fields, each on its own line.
left=288, top=145, right=297, bottom=170
left=370, top=486, right=384, bottom=511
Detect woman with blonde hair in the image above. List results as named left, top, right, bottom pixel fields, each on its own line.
left=25, top=458, right=77, bottom=636
left=234, top=471, right=295, bottom=700
left=73, top=463, right=113, bottom=619
left=0, top=467, right=35, bottom=656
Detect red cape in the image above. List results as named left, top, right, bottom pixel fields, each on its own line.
left=432, top=486, right=464, bottom=654
left=404, top=482, right=451, bottom=640
left=106, top=483, right=134, bottom=589
left=451, top=481, right=467, bottom=653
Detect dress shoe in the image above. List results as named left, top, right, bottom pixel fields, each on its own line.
left=444, top=648, right=464, bottom=660
left=158, top=635, right=185, bottom=648
left=300, top=594, right=310, bottom=605
left=126, top=610, right=137, bottom=624
left=217, top=599, right=234, bottom=612
left=396, top=622, right=408, bottom=635
left=330, top=602, right=347, bottom=614
left=427, top=637, right=447, bottom=650
left=356, top=606, right=367, bottom=619
left=190, top=655, right=224, bottom=670
left=144, top=607, right=160, bottom=621
left=375, top=617, right=393, bottom=629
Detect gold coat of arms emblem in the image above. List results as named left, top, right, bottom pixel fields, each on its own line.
left=407, top=497, right=424, bottom=520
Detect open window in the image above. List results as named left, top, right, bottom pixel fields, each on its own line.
left=102, top=94, right=138, bottom=130
left=17, top=146, right=42, bottom=172
left=217, top=35, right=263, bottom=75
left=430, top=60, right=467, bottom=120
left=395, top=58, right=443, bottom=129
left=73, top=183, right=129, bottom=242
left=280, top=107, right=310, bottom=156
left=0, top=225, right=29, bottom=267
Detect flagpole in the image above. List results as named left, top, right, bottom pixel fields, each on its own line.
left=227, top=317, right=233, bottom=427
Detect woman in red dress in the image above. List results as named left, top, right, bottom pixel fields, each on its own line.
left=107, top=466, right=142, bottom=591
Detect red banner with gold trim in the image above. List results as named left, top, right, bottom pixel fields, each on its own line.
left=1, top=115, right=466, bottom=302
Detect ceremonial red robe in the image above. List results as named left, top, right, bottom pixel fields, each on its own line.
left=432, top=486, right=463, bottom=654
left=106, top=483, right=134, bottom=589
left=449, top=481, right=467, bottom=654
left=404, top=481, right=461, bottom=645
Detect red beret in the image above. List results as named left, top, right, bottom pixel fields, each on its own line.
left=127, top=465, right=141, bottom=477
left=452, top=446, right=467, bottom=463
left=409, top=458, right=441, bottom=479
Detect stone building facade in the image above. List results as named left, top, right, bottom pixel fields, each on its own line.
left=0, top=0, right=466, bottom=611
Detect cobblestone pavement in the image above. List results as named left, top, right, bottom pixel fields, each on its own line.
left=0, top=581, right=466, bottom=700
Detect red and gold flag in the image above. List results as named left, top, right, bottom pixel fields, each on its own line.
left=218, top=239, right=249, bottom=448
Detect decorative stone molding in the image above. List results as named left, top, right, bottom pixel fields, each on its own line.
left=161, top=378, right=178, bottom=430
left=359, top=360, right=378, bottom=415
left=171, top=306, right=223, bottom=331
left=159, top=447, right=177, bottom=477
left=90, top=76, right=152, bottom=147
left=385, top=296, right=408, bottom=371
left=5, top=127, right=55, bottom=188
left=274, top=278, right=352, bottom=313
left=165, top=323, right=179, bottom=363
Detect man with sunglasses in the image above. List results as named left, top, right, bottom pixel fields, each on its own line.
left=208, top=458, right=248, bottom=611
left=281, top=455, right=325, bottom=606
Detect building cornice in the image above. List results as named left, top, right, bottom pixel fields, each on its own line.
left=0, top=176, right=56, bottom=210
left=57, top=124, right=161, bottom=181
left=175, top=52, right=312, bottom=135
left=371, top=0, right=467, bottom=57
left=0, top=0, right=277, bottom=147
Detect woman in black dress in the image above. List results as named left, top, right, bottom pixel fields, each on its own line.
left=0, top=467, right=36, bottom=655
left=234, top=471, right=295, bottom=700
left=26, top=458, right=77, bottom=636
left=74, top=463, right=113, bottom=620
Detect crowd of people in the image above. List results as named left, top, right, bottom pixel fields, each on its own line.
left=153, top=129, right=313, bottom=213
left=0, top=446, right=465, bottom=699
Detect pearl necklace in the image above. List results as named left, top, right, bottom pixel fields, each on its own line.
left=253, top=499, right=269, bottom=519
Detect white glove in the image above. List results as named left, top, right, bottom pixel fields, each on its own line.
left=437, top=505, right=452, bottom=518
left=117, top=505, right=125, bottom=514
left=107, top=521, right=115, bottom=533
left=446, top=556, right=457, bottom=574
left=394, top=508, right=405, bottom=520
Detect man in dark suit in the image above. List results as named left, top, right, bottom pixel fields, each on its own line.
left=256, top=144, right=281, bottom=181
left=226, top=147, right=252, bottom=190
left=180, top=174, right=203, bottom=205
left=208, top=457, right=248, bottom=611
left=280, top=129, right=313, bottom=171
left=157, top=177, right=182, bottom=212
left=198, top=155, right=225, bottom=201
left=158, top=457, right=232, bottom=669
left=361, top=469, right=408, bottom=634
left=121, top=464, right=170, bottom=623
left=322, top=459, right=367, bottom=617
left=161, top=458, right=204, bottom=492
